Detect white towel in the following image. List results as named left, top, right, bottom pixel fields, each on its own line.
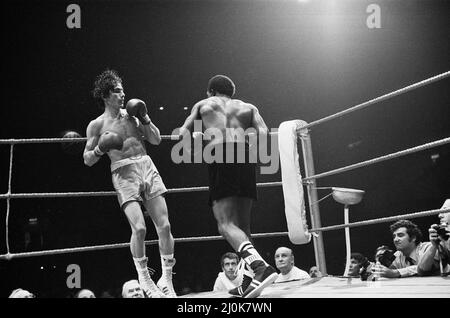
left=278, top=120, right=312, bottom=244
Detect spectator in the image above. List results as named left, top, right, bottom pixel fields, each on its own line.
left=213, top=252, right=243, bottom=292
left=360, top=245, right=395, bottom=281
left=76, top=289, right=96, bottom=298
left=372, top=219, right=432, bottom=278
left=309, top=266, right=323, bottom=278
left=347, top=253, right=368, bottom=277
left=274, top=247, right=310, bottom=283
left=122, top=279, right=145, bottom=298
left=8, top=288, right=35, bottom=298
left=418, top=200, right=450, bottom=276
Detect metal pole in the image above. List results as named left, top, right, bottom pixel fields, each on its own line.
left=299, top=126, right=328, bottom=274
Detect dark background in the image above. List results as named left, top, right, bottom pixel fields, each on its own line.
left=1, top=0, right=449, bottom=297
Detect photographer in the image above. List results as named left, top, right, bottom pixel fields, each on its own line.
left=418, top=201, right=450, bottom=276
left=372, top=220, right=433, bottom=278
left=360, top=245, right=395, bottom=281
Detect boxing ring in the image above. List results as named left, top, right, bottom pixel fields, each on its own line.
left=1, top=71, right=450, bottom=297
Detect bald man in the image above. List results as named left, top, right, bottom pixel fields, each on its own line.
left=8, top=288, right=35, bottom=298
left=274, top=247, right=310, bottom=283
left=122, top=279, right=145, bottom=298
left=76, top=289, right=96, bottom=298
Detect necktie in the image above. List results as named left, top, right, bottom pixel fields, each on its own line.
left=406, top=257, right=415, bottom=266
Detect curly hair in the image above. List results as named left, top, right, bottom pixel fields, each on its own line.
left=207, top=75, right=235, bottom=97
left=350, top=252, right=367, bottom=266
left=92, top=69, right=122, bottom=109
left=390, top=219, right=423, bottom=245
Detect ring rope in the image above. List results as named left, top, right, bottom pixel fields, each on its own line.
left=309, top=207, right=450, bottom=232
left=1, top=137, right=447, bottom=200
left=301, top=70, right=450, bottom=130
left=0, top=182, right=284, bottom=200
left=1, top=207, right=447, bottom=261
left=303, top=137, right=450, bottom=181
left=1, top=72, right=448, bottom=146
left=0, top=132, right=280, bottom=144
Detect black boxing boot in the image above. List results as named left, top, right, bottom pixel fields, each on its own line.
left=228, top=260, right=253, bottom=297
left=236, top=241, right=278, bottom=298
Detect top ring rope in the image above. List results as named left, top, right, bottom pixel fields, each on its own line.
left=1, top=71, right=448, bottom=146
left=301, top=70, right=450, bottom=130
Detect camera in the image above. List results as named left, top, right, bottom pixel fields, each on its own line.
left=377, top=249, right=396, bottom=267
left=435, top=223, right=449, bottom=241
left=359, top=259, right=372, bottom=281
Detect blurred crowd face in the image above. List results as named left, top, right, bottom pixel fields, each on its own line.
left=77, top=289, right=95, bottom=298
left=122, top=280, right=145, bottom=298
left=309, top=266, right=322, bottom=278
left=348, top=258, right=361, bottom=277
left=9, top=289, right=35, bottom=298
left=274, top=247, right=294, bottom=274
left=222, top=257, right=238, bottom=281
left=438, top=211, right=450, bottom=227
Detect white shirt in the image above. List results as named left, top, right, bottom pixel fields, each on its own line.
left=275, top=266, right=310, bottom=283
left=213, top=272, right=243, bottom=292
left=391, top=242, right=433, bottom=277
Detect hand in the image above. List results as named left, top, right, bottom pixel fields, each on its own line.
left=94, top=131, right=124, bottom=156
left=192, top=131, right=204, bottom=141
left=371, top=262, right=400, bottom=278
left=429, top=224, right=441, bottom=246
left=126, top=98, right=151, bottom=125
left=430, top=223, right=450, bottom=243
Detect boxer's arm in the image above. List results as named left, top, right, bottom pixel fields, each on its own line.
left=179, top=102, right=202, bottom=135
left=83, top=120, right=102, bottom=167
left=139, top=119, right=162, bottom=145
left=250, top=105, right=268, bottom=135
left=249, top=104, right=268, bottom=155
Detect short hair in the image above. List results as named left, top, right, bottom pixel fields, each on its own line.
left=389, top=219, right=422, bottom=245
left=220, top=252, right=239, bottom=267
left=275, top=247, right=294, bottom=257
left=207, top=75, right=235, bottom=97
left=92, top=69, right=122, bottom=109
left=350, top=253, right=367, bottom=265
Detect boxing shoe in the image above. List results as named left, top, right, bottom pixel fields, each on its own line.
left=157, top=275, right=177, bottom=298
left=241, top=265, right=278, bottom=298
left=228, top=274, right=252, bottom=297
left=138, top=274, right=166, bottom=298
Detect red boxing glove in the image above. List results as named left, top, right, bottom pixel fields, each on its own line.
left=94, top=131, right=124, bottom=156
left=126, top=98, right=151, bottom=125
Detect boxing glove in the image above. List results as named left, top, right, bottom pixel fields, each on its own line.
left=94, top=131, right=124, bottom=156
left=126, top=99, right=151, bottom=125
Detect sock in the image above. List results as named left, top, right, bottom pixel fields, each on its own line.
left=161, top=254, right=175, bottom=276
left=237, top=241, right=268, bottom=272
left=134, top=256, right=150, bottom=277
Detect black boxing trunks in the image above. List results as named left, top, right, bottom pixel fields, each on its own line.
left=207, top=142, right=257, bottom=206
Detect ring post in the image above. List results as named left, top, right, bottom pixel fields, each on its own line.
left=299, top=124, right=327, bottom=274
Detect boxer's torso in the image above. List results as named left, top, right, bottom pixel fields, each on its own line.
left=95, top=109, right=147, bottom=162
left=199, top=97, right=254, bottom=147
